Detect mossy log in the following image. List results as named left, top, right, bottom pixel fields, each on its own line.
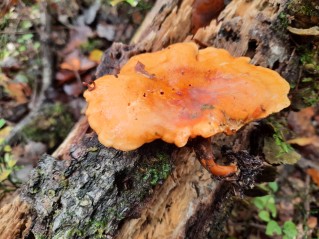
left=0, top=0, right=298, bottom=238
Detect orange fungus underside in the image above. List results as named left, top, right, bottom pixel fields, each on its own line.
left=84, top=42, right=290, bottom=151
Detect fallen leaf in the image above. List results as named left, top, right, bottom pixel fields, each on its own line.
left=60, top=59, right=81, bottom=71
left=0, top=170, right=11, bottom=182
left=263, top=137, right=301, bottom=165
left=60, top=50, right=96, bottom=72
left=89, top=49, right=103, bottom=63
left=288, top=107, right=315, bottom=136
left=0, top=73, right=31, bottom=103
left=55, top=70, right=76, bottom=84
left=307, top=168, right=319, bottom=186
left=0, top=0, right=18, bottom=17
left=6, top=82, right=31, bottom=103
left=307, top=216, right=317, bottom=229
left=287, top=136, right=319, bottom=147
left=60, top=51, right=81, bottom=71
left=0, top=126, right=12, bottom=144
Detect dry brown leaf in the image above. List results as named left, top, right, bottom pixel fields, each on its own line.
left=60, top=50, right=96, bottom=72
left=0, top=0, right=18, bottom=17
left=6, top=82, right=31, bottom=104
left=307, top=216, right=318, bottom=229
left=288, top=107, right=315, bottom=136
left=307, top=168, right=319, bottom=186
left=55, top=70, right=76, bottom=84
left=287, top=136, right=319, bottom=147
left=60, top=57, right=81, bottom=71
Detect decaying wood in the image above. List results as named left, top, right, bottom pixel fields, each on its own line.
left=116, top=148, right=216, bottom=239
left=0, top=196, right=31, bottom=239
left=0, top=0, right=297, bottom=238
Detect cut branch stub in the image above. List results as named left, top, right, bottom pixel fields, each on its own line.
left=84, top=42, right=290, bottom=151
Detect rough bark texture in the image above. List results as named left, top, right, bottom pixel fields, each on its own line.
left=0, top=0, right=297, bottom=238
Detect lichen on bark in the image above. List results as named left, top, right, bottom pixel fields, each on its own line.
left=23, top=135, right=173, bottom=238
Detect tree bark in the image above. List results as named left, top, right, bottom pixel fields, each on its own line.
left=0, top=0, right=298, bottom=238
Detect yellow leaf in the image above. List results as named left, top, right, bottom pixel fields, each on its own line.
left=7, top=158, right=17, bottom=168
left=109, top=0, right=124, bottom=6
left=0, top=126, right=12, bottom=139
left=4, top=145, right=11, bottom=152
left=0, top=170, right=11, bottom=182
left=89, top=49, right=103, bottom=64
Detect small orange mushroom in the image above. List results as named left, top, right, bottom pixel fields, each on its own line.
left=84, top=42, right=290, bottom=176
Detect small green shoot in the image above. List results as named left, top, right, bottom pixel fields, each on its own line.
left=0, top=119, right=22, bottom=194
left=252, top=182, right=298, bottom=239
left=266, top=220, right=282, bottom=236
left=272, top=125, right=294, bottom=157
left=283, top=221, right=298, bottom=239
left=0, top=119, right=5, bottom=129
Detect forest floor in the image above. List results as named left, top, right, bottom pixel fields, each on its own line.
left=0, top=1, right=318, bottom=238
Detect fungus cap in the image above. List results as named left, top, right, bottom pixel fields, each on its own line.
left=84, top=42, right=290, bottom=151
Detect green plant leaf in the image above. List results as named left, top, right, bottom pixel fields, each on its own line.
left=126, top=0, right=139, bottom=6
left=4, top=152, right=11, bottom=163
left=253, top=197, right=266, bottom=210
left=0, top=119, right=5, bottom=129
left=253, top=195, right=273, bottom=210
left=21, top=20, right=32, bottom=29
left=268, top=182, right=279, bottom=192
left=22, top=33, right=33, bottom=41
left=266, top=220, right=282, bottom=236
left=258, top=210, right=270, bottom=222
left=283, top=221, right=298, bottom=239
left=18, top=45, right=26, bottom=52
left=267, top=202, right=277, bottom=218
left=109, top=0, right=139, bottom=6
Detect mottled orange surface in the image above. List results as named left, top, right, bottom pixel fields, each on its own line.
left=84, top=42, right=290, bottom=151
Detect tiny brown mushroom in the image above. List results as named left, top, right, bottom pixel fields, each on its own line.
left=84, top=42, right=290, bottom=176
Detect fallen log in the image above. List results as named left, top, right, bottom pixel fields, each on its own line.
left=0, top=0, right=298, bottom=238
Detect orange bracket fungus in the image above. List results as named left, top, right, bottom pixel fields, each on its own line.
left=84, top=42, right=290, bottom=177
